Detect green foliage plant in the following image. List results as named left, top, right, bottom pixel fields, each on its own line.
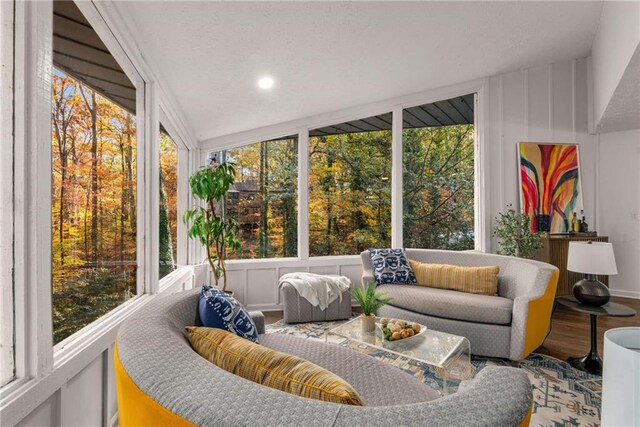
left=183, top=162, right=241, bottom=292
left=493, top=206, right=542, bottom=259
left=351, top=283, right=393, bottom=316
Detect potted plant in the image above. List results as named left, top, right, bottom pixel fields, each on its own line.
left=183, top=162, right=241, bottom=294
left=493, top=206, right=542, bottom=259
left=351, top=284, right=393, bottom=332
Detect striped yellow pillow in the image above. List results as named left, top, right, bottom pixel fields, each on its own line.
left=186, top=327, right=365, bottom=406
left=409, top=260, right=499, bottom=295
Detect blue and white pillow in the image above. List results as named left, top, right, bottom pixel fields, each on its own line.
left=198, top=286, right=260, bottom=343
left=368, top=248, right=417, bottom=285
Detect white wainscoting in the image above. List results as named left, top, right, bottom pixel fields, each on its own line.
left=196, top=256, right=365, bottom=311
left=4, top=267, right=196, bottom=427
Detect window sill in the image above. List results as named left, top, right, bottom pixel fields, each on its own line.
left=222, top=254, right=362, bottom=265
left=158, top=264, right=195, bottom=293
left=0, top=294, right=154, bottom=425
left=53, top=293, right=153, bottom=365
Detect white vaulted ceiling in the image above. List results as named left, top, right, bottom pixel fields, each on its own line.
left=117, top=1, right=603, bottom=142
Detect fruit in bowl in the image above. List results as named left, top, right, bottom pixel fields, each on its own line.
left=380, top=318, right=422, bottom=341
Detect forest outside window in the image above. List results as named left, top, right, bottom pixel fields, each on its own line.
left=159, top=126, right=178, bottom=279
left=51, top=1, right=139, bottom=345
left=402, top=95, right=476, bottom=250
left=309, top=114, right=392, bottom=256
left=212, top=135, right=299, bottom=259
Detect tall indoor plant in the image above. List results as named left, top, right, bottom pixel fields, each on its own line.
left=493, top=206, right=542, bottom=259
left=183, top=162, right=241, bottom=293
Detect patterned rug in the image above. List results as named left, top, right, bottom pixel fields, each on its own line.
left=266, top=318, right=602, bottom=427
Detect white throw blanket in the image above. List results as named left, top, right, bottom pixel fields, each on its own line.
left=278, top=273, right=351, bottom=311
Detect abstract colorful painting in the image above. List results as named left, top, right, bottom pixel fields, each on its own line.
left=518, top=142, right=583, bottom=233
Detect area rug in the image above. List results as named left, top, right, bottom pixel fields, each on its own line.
left=266, top=318, right=602, bottom=427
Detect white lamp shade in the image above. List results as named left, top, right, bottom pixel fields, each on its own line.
left=567, top=242, right=618, bottom=275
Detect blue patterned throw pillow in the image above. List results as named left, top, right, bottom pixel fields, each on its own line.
left=199, top=286, right=260, bottom=343
left=368, top=248, right=417, bottom=285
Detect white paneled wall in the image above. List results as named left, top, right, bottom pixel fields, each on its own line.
left=197, top=257, right=364, bottom=311
left=487, top=58, right=596, bottom=248
left=596, top=129, right=640, bottom=298
left=14, top=345, right=116, bottom=427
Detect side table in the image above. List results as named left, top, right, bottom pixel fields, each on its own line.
left=556, top=296, right=637, bottom=375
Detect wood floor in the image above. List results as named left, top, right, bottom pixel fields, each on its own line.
left=541, top=296, right=640, bottom=361
left=262, top=297, right=640, bottom=363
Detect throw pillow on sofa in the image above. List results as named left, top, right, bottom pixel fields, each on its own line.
left=408, top=260, right=499, bottom=295
left=198, top=286, right=260, bottom=343
left=186, top=327, right=365, bottom=406
left=368, top=248, right=417, bottom=285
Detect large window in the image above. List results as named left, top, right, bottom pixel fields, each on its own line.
left=214, top=136, right=298, bottom=259
left=309, top=115, right=392, bottom=256
left=402, top=95, right=475, bottom=250
left=159, top=127, right=178, bottom=279
left=51, top=1, right=138, bottom=344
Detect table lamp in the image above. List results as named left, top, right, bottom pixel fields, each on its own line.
left=567, top=241, right=617, bottom=306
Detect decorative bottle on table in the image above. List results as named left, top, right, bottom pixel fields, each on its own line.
left=580, top=210, right=589, bottom=232
left=571, top=212, right=581, bottom=233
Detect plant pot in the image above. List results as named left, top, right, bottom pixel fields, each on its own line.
left=361, top=314, right=376, bottom=333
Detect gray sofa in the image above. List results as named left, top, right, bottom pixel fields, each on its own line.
left=115, top=288, right=533, bottom=426
left=361, top=249, right=559, bottom=361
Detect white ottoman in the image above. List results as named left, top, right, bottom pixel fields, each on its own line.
left=280, top=281, right=352, bottom=323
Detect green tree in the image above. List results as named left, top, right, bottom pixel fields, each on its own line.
left=403, top=125, right=474, bottom=250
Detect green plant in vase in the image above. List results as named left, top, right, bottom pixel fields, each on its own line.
left=351, top=283, right=392, bottom=332
left=183, top=162, right=241, bottom=293
left=493, top=206, right=542, bottom=259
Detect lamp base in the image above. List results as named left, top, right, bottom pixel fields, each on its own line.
left=573, top=276, right=610, bottom=306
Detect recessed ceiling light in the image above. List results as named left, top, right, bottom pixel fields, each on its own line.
left=258, top=77, right=274, bottom=89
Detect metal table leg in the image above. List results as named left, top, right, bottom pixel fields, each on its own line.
left=567, top=314, right=602, bottom=375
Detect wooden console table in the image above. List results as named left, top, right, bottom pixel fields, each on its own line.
left=534, top=234, right=609, bottom=297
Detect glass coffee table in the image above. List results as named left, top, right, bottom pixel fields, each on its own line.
left=325, top=316, right=475, bottom=394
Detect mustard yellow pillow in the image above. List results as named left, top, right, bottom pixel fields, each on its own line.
left=408, top=260, right=499, bottom=295
left=186, top=327, right=365, bottom=406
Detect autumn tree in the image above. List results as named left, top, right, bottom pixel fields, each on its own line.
left=51, top=69, right=144, bottom=343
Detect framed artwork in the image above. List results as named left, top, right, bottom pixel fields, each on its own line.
left=518, top=142, right=583, bottom=233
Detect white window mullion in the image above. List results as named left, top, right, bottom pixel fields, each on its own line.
left=190, top=148, right=205, bottom=266
left=391, top=106, right=403, bottom=249
left=144, top=82, right=160, bottom=294
left=158, top=107, right=192, bottom=268
left=297, top=129, right=310, bottom=260
left=473, top=88, right=489, bottom=252
left=1, top=0, right=16, bottom=387
left=13, top=0, right=54, bottom=379
left=176, top=146, right=190, bottom=266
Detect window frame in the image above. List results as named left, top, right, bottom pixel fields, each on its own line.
left=398, top=99, right=479, bottom=252
left=307, top=120, right=394, bottom=257
left=49, top=2, right=147, bottom=354
left=203, top=135, right=302, bottom=262
left=202, top=84, right=488, bottom=261
left=1, top=0, right=198, bottom=403
left=0, top=0, right=15, bottom=388
left=158, top=110, right=191, bottom=288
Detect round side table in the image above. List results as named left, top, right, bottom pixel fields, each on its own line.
left=556, top=296, right=637, bottom=375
